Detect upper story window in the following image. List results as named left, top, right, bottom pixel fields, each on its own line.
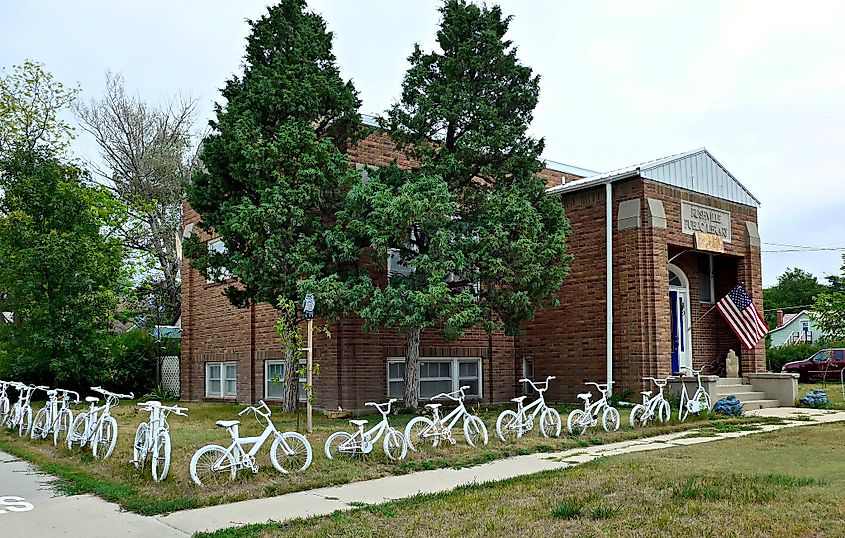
left=206, top=238, right=232, bottom=282
left=698, top=255, right=715, bottom=303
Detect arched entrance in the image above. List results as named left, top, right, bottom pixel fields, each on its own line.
left=668, top=263, right=693, bottom=373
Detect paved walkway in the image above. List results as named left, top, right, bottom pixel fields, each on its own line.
left=2, top=407, right=844, bottom=537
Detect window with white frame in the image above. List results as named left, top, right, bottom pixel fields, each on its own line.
left=207, top=238, right=232, bottom=282
left=387, top=357, right=482, bottom=399
left=206, top=362, right=237, bottom=398
left=265, top=360, right=307, bottom=402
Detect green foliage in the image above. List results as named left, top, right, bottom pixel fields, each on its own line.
left=103, top=329, right=177, bottom=396
left=0, top=149, right=127, bottom=388
left=763, top=267, right=828, bottom=328
left=765, top=341, right=845, bottom=372
left=551, top=498, right=583, bottom=519
left=812, top=293, right=845, bottom=342
left=345, top=0, right=571, bottom=407
left=0, top=60, right=80, bottom=158
left=185, top=0, right=363, bottom=312
left=141, top=384, right=178, bottom=402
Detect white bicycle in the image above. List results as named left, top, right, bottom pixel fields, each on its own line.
left=324, top=399, right=407, bottom=461
left=0, top=380, right=12, bottom=424
left=67, top=386, right=133, bottom=459
left=189, top=400, right=312, bottom=487
left=133, top=401, right=187, bottom=482
left=31, top=387, right=80, bottom=445
left=5, top=383, right=42, bottom=437
left=566, top=381, right=620, bottom=435
left=496, top=376, right=562, bottom=441
left=404, top=386, right=488, bottom=450
left=677, top=366, right=711, bottom=421
left=629, top=377, right=671, bottom=427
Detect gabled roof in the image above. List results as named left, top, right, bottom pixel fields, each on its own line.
left=769, top=310, right=810, bottom=335
left=546, top=148, right=760, bottom=207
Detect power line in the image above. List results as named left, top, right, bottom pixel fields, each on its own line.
left=762, top=304, right=813, bottom=312
left=762, top=247, right=845, bottom=253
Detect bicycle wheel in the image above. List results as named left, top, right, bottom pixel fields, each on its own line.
left=54, top=409, right=73, bottom=446
left=629, top=404, right=646, bottom=427
left=678, top=394, right=689, bottom=422
left=18, top=406, right=32, bottom=437
left=93, top=416, right=118, bottom=459
left=405, top=416, right=436, bottom=451
left=152, top=430, right=171, bottom=482
left=67, top=412, right=88, bottom=449
left=540, top=408, right=562, bottom=438
left=324, top=431, right=356, bottom=460
left=382, top=428, right=407, bottom=461
left=602, top=407, right=620, bottom=432
left=6, top=403, right=20, bottom=428
left=700, top=391, right=712, bottom=413
left=31, top=407, right=49, bottom=440
left=495, top=410, right=521, bottom=442
left=657, top=400, right=671, bottom=423
left=270, top=431, right=313, bottom=473
left=190, top=445, right=236, bottom=486
left=133, top=423, right=149, bottom=469
left=463, top=415, right=489, bottom=447
left=0, top=396, right=9, bottom=423
left=566, top=409, right=587, bottom=435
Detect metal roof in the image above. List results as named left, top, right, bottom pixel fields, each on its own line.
left=546, top=148, right=760, bottom=207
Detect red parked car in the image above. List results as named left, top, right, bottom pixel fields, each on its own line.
left=782, top=348, right=845, bottom=381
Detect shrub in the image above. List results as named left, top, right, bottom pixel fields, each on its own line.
left=766, top=340, right=845, bottom=373
left=102, top=330, right=178, bottom=396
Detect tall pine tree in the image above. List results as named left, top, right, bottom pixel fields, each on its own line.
left=185, top=0, right=362, bottom=410
left=347, top=0, right=571, bottom=407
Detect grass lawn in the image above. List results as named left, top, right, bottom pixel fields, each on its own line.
left=0, top=399, right=775, bottom=515
left=201, top=421, right=845, bottom=538
left=798, top=381, right=845, bottom=409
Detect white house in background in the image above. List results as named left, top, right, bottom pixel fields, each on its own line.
left=768, top=309, right=825, bottom=347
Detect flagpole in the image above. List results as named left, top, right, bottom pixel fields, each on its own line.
left=687, top=303, right=719, bottom=333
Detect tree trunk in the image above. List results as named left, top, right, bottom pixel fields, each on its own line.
left=404, top=327, right=421, bottom=409
left=282, top=338, right=299, bottom=413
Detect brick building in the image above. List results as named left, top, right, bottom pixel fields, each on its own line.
left=180, top=128, right=765, bottom=409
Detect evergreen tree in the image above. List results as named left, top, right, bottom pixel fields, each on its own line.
left=185, top=0, right=362, bottom=410
left=347, top=0, right=571, bottom=407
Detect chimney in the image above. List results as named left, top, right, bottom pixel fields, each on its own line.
left=777, top=309, right=784, bottom=327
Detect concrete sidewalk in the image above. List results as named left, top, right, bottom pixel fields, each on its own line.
left=2, top=407, right=842, bottom=537
left=157, top=407, right=845, bottom=535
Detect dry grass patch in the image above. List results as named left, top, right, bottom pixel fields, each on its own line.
left=203, top=422, right=845, bottom=538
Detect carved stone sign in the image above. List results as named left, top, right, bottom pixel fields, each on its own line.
left=681, top=201, right=731, bottom=243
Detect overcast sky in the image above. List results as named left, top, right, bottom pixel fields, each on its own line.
left=2, top=0, right=844, bottom=287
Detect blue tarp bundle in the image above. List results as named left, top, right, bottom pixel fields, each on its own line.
left=714, top=395, right=744, bottom=416
left=800, top=390, right=828, bottom=407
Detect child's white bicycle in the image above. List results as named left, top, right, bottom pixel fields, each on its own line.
left=324, top=399, right=408, bottom=461
left=404, top=386, right=488, bottom=450
left=0, top=380, right=12, bottom=424
left=67, top=386, right=134, bottom=459
left=6, top=383, right=42, bottom=437
left=31, top=387, right=80, bottom=445
left=566, top=381, right=620, bottom=434
left=677, top=366, right=711, bottom=421
left=629, top=377, right=671, bottom=427
left=133, top=401, right=187, bottom=482
left=496, top=376, right=562, bottom=441
left=189, top=400, right=312, bottom=486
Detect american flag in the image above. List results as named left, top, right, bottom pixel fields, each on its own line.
left=716, top=285, right=768, bottom=349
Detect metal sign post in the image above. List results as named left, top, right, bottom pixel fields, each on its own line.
left=303, top=293, right=315, bottom=434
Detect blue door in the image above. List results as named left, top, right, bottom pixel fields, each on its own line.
left=670, top=290, right=679, bottom=373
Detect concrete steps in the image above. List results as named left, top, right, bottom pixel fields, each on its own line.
left=713, top=377, right=780, bottom=411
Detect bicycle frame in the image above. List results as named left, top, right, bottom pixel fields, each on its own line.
left=580, top=383, right=611, bottom=422
left=215, top=401, right=291, bottom=471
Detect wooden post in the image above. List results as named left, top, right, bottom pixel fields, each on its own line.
left=306, top=317, right=314, bottom=434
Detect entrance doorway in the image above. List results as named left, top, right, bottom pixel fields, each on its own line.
left=669, top=264, right=692, bottom=374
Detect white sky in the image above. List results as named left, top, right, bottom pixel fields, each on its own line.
left=2, top=0, right=844, bottom=286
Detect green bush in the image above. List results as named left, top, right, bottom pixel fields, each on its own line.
left=766, top=340, right=845, bottom=373
left=102, top=330, right=179, bottom=396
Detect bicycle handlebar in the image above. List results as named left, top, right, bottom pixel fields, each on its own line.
left=519, top=376, right=556, bottom=391
left=238, top=400, right=271, bottom=419
left=365, top=398, right=397, bottom=414
left=91, top=386, right=134, bottom=400
left=431, top=387, right=470, bottom=401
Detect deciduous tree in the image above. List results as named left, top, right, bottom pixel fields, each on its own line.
left=763, top=267, right=828, bottom=328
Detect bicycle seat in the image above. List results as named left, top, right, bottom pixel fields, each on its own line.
left=85, top=396, right=99, bottom=403
left=215, top=420, right=240, bottom=428
left=425, top=403, right=442, bottom=410
left=349, top=419, right=368, bottom=427
left=640, top=391, right=652, bottom=397
left=510, top=396, right=527, bottom=404
left=577, top=393, right=592, bottom=401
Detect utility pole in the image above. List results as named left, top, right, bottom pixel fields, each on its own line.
left=303, top=293, right=315, bottom=434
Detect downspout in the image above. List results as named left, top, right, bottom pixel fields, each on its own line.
left=605, top=183, right=613, bottom=394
